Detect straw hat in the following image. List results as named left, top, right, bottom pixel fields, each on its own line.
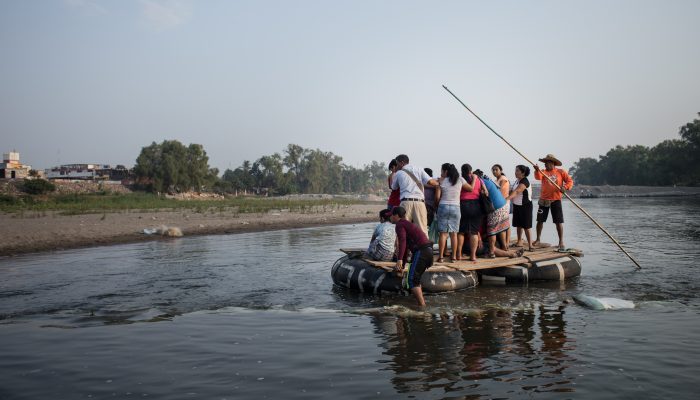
left=538, top=154, right=562, bottom=166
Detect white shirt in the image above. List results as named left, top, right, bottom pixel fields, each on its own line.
left=511, top=177, right=531, bottom=206
left=439, top=176, right=466, bottom=206
left=391, top=164, right=431, bottom=200
left=373, top=222, right=396, bottom=251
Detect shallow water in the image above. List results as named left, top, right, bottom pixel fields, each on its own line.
left=1, top=197, right=699, bottom=399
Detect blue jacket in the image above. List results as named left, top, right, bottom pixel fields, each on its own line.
left=482, top=178, right=506, bottom=210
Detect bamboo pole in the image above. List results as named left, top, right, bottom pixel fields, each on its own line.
left=442, top=85, right=642, bottom=270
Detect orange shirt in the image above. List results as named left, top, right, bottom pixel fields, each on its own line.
left=534, top=168, right=574, bottom=201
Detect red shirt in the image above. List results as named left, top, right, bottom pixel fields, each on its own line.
left=395, top=219, right=431, bottom=262
left=388, top=189, right=401, bottom=207
left=387, top=174, right=401, bottom=207
left=461, top=175, right=480, bottom=201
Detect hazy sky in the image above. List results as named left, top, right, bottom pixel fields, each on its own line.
left=1, top=0, right=699, bottom=176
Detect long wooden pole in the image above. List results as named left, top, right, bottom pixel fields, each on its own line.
left=442, top=85, right=642, bottom=270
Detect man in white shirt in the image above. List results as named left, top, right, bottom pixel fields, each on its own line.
left=390, top=154, right=439, bottom=236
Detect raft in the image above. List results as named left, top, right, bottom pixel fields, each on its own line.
left=331, top=244, right=583, bottom=294
left=332, top=255, right=479, bottom=294
left=478, top=254, right=582, bottom=283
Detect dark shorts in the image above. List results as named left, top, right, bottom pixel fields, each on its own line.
left=403, top=245, right=433, bottom=289
left=459, top=199, right=483, bottom=235
left=537, top=200, right=564, bottom=224
left=512, top=203, right=533, bottom=229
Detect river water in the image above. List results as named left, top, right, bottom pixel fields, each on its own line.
left=1, top=197, right=699, bottom=399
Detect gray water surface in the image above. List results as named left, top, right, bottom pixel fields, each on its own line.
left=1, top=197, right=699, bottom=399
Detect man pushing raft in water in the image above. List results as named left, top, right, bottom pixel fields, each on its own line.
left=390, top=206, right=434, bottom=307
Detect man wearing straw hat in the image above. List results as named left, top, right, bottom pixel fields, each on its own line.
left=533, top=154, right=574, bottom=251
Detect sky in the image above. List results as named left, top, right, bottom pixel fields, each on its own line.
left=1, top=0, right=699, bottom=176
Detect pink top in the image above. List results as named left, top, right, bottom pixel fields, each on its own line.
left=460, top=175, right=480, bottom=201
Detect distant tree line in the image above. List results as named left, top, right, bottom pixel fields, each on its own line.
left=570, top=113, right=700, bottom=186
left=133, top=141, right=388, bottom=195
left=216, top=144, right=388, bottom=195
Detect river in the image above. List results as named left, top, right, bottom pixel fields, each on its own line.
left=1, top=197, right=699, bottom=399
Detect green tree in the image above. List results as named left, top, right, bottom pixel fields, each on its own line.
left=134, top=140, right=217, bottom=193
left=649, top=139, right=688, bottom=185
left=679, top=112, right=700, bottom=149
left=679, top=113, right=700, bottom=184
left=570, top=112, right=699, bottom=186
left=365, top=160, right=388, bottom=192
left=283, top=144, right=307, bottom=191
left=222, top=145, right=390, bottom=195
left=252, top=153, right=285, bottom=194
left=570, top=157, right=600, bottom=185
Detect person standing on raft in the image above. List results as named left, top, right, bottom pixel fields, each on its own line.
left=390, top=154, right=439, bottom=236
left=533, top=154, right=574, bottom=250
left=390, top=206, right=434, bottom=307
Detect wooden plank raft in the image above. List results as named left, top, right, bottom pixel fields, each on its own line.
left=339, top=244, right=583, bottom=273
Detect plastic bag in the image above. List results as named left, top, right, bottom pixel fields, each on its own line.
left=428, top=219, right=439, bottom=243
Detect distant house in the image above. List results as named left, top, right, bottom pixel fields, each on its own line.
left=45, top=164, right=131, bottom=181
left=0, top=151, right=32, bottom=179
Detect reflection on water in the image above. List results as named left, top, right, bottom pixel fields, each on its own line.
left=369, top=304, right=574, bottom=396
left=0, top=197, right=699, bottom=399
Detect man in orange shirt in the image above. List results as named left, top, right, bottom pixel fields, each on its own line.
left=532, top=154, right=574, bottom=250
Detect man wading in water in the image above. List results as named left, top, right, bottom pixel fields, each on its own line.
left=390, top=206, right=434, bottom=307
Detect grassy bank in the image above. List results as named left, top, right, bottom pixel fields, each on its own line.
left=0, top=192, right=366, bottom=215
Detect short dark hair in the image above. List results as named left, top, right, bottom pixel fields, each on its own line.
left=395, top=154, right=409, bottom=164
left=473, top=169, right=484, bottom=178
left=379, top=208, right=392, bottom=221
left=388, top=159, right=397, bottom=169
left=391, top=206, right=407, bottom=218
left=424, top=167, right=433, bottom=177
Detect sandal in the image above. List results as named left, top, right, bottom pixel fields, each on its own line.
left=487, top=253, right=496, bottom=259
left=516, top=249, right=524, bottom=257
left=437, top=257, right=445, bottom=263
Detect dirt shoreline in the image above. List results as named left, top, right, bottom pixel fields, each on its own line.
left=0, top=204, right=381, bottom=257
left=2, top=184, right=698, bottom=257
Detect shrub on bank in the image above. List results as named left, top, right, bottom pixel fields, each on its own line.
left=0, top=190, right=367, bottom=215
left=21, top=179, right=56, bottom=195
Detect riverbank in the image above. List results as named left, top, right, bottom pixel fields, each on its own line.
left=541, top=184, right=700, bottom=198
left=0, top=203, right=380, bottom=257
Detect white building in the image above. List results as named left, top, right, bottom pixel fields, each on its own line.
left=45, top=164, right=130, bottom=181
left=0, top=151, right=32, bottom=179
left=46, top=164, right=101, bottom=180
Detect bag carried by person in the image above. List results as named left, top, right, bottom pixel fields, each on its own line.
left=401, top=169, right=424, bottom=193
left=428, top=219, right=439, bottom=243
left=478, top=178, right=495, bottom=214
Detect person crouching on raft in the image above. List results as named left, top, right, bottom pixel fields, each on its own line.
left=390, top=206, right=434, bottom=307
